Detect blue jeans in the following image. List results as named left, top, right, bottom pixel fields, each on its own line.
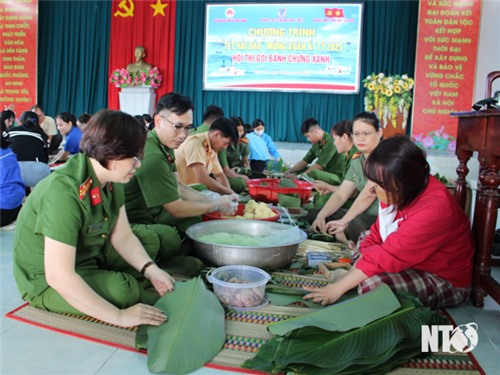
left=18, top=161, right=50, bottom=187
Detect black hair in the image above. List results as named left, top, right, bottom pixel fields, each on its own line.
left=80, top=110, right=147, bottom=168
left=352, top=111, right=380, bottom=131
left=154, top=92, right=194, bottom=116
left=364, top=135, right=430, bottom=210
left=143, top=114, right=153, bottom=123
left=56, top=112, right=77, bottom=126
left=134, top=115, right=145, bottom=125
left=1, top=110, right=15, bottom=126
left=202, top=105, right=224, bottom=122
left=78, top=113, right=92, bottom=125
left=1, top=112, right=12, bottom=149
left=229, top=116, right=245, bottom=141
left=209, top=117, right=238, bottom=142
left=244, top=123, right=253, bottom=134
left=331, top=120, right=353, bottom=137
left=230, top=116, right=245, bottom=127
left=252, top=118, right=265, bottom=129
left=20, top=111, right=39, bottom=127
left=301, top=117, right=320, bottom=134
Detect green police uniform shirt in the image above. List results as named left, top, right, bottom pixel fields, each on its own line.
left=218, top=139, right=250, bottom=169
left=13, top=153, right=124, bottom=300
left=124, top=130, right=179, bottom=224
left=344, top=153, right=379, bottom=216
left=302, top=132, right=341, bottom=174
left=191, top=123, right=209, bottom=135
left=340, top=146, right=360, bottom=179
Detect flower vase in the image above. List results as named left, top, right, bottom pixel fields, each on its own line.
left=377, top=106, right=408, bottom=138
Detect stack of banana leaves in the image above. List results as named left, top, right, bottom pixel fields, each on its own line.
left=277, top=178, right=302, bottom=208
left=243, top=284, right=448, bottom=374
left=267, top=159, right=285, bottom=174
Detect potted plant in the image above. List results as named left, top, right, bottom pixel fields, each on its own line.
left=362, top=72, right=414, bottom=137
left=109, top=67, right=162, bottom=89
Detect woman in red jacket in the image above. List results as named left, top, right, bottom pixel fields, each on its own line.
left=304, top=136, right=473, bottom=308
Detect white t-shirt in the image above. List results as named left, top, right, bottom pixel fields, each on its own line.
left=40, top=115, right=58, bottom=136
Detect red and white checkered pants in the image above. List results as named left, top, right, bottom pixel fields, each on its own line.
left=358, top=269, right=469, bottom=309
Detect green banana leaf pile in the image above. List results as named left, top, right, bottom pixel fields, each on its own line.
left=136, top=277, right=226, bottom=374
left=267, top=159, right=285, bottom=173
left=278, top=178, right=298, bottom=188
left=276, top=178, right=301, bottom=208
left=243, top=284, right=448, bottom=374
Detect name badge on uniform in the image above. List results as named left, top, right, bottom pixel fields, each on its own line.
left=88, top=223, right=103, bottom=234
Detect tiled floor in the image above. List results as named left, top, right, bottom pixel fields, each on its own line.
left=1, top=226, right=499, bottom=374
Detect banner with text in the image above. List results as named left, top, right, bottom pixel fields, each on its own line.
left=204, top=3, right=363, bottom=93
left=0, top=0, right=37, bottom=115
left=411, top=0, right=481, bottom=152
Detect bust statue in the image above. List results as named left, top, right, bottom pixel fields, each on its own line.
left=126, top=45, right=152, bottom=73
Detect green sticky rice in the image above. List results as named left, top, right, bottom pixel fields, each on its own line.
left=198, top=233, right=264, bottom=246
left=197, top=227, right=304, bottom=247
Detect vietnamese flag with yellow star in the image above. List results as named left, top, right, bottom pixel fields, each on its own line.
left=108, top=0, right=176, bottom=110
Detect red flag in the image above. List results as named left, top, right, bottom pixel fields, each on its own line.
left=108, top=0, right=176, bottom=110
left=324, top=8, right=345, bottom=18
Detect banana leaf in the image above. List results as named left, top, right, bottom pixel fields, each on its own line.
left=286, top=338, right=424, bottom=375
left=267, top=283, right=400, bottom=336
left=160, top=255, right=204, bottom=278
left=243, top=290, right=448, bottom=374
left=266, top=286, right=357, bottom=308
left=266, top=292, right=319, bottom=308
left=267, top=159, right=284, bottom=173
left=278, top=193, right=302, bottom=208
left=278, top=178, right=298, bottom=188
left=135, top=277, right=226, bottom=374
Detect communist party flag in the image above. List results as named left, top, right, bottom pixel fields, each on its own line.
left=324, top=8, right=345, bottom=18
left=108, top=0, right=176, bottom=110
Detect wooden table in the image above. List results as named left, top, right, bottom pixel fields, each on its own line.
left=451, top=109, right=500, bottom=307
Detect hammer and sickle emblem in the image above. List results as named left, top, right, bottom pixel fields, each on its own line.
left=114, top=0, right=135, bottom=18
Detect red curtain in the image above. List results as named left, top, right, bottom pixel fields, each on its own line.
left=108, top=0, right=176, bottom=111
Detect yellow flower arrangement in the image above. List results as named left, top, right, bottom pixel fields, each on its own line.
left=362, top=73, right=414, bottom=129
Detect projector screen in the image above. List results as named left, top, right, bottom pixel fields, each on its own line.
left=203, top=3, right=363, bottom=94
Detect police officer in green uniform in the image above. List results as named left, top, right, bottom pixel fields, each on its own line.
left=190, top=104, right=224, bottom=135
left=309, top=112, right=383, bottom=247
left=284, top=118, right=340, bottom=183
left=310, top=120, right=359, bottom=208
left=218, top=116, right=251, bottom=193
left=13, top=110, right=173, bottom=327
left=124, top=93, right=238, bottom=256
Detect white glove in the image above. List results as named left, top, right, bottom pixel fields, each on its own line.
left=199, top=190, right=222, bottom=202
left=212, top=194, right=239, bottom=214
left=178, top=183, right=221, bottom=202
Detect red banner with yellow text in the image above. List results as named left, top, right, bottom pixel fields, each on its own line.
left=108, top=0, right=176, bottom=111
left=411, top=0, right=482, bottom=152
left=0, top=0, right=37, bottom=116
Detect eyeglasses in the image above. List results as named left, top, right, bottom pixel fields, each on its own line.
left=352, top=131, right=376, bottom=138
left=159, top=115, right=194, bottom=132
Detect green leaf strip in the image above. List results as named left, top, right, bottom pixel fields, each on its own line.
left=268, top=284, right=401, bottom=335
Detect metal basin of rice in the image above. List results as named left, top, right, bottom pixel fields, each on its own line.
left=185, top=220, right=307, bottom=270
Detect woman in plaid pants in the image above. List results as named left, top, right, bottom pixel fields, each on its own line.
left=304, top=136, right=473, bottom=309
